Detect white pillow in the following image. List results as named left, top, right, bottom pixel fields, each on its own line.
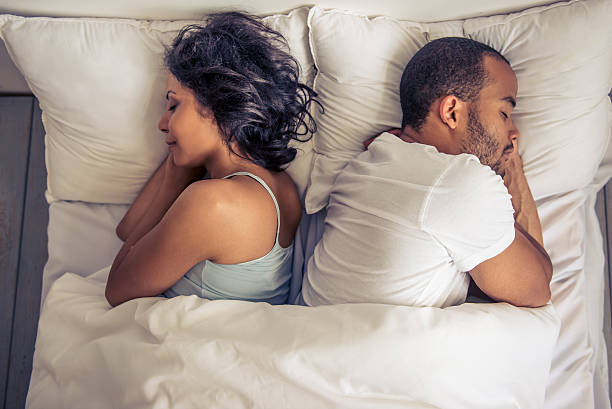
left=304, top=0, right=612, bottom=214
left=304, top=8, right=428, bottom=214
left=462, top=0, right=612, bottom=201
left=0, top=7, right=315, bottom=204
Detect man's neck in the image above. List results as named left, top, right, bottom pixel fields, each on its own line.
left=399, top=126, right=420, bottom=144
left=400, top=124, right=459, bottom=156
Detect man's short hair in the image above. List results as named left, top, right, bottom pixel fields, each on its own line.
left=399, top=37, right=510, bottom=130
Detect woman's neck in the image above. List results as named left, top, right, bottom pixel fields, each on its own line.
left=206, top=145, right=262, bottom=179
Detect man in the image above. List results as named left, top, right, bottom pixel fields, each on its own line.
left=300, top=37, right=552, bottom=308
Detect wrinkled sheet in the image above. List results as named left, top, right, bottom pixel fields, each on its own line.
left=28, top=267, right=559, bottom=409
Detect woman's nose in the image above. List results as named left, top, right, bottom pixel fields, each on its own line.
left=158, top=112, right=168, bottom=133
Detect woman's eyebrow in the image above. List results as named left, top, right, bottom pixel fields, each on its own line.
left=165, top=90, right=176, bottom=100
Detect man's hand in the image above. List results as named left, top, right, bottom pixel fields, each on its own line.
left=501, top=142, right=526, bottom=215
left=468, top=139, right=552, bottom=307
left=500, top=140, right=544, bottom=247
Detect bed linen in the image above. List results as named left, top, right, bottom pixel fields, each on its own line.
left=41, top=201, right=128, bottom=306
left=34, top=180, right=604, bottom=409
left=0, top=0, right=609, bottom=408
left=29, top=265, right=559, bottom=409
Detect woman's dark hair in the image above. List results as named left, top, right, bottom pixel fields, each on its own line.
left=399, top=37, right=510, bottom=131
left=165, top=11, right=320, bottom=172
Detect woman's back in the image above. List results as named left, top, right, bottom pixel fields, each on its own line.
left=165, top=171, right=297, bottom=304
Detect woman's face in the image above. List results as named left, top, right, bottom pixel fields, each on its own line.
left=158, top=74, right=223, bottom=168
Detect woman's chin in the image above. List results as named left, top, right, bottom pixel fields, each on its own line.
left=173, top=155, right=200, bottom=169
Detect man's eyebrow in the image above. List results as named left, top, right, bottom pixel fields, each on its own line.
left=502, top=96, right=516, bottom=107
left=165, top=90, right=176, bottom=100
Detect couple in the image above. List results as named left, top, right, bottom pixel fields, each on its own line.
left=105, top=12, right=552, bottom=309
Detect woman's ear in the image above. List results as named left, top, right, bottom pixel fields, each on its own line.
left=438, top=95, right=467, bottom=130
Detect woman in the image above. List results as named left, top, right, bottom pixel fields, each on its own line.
left=105, top=12, right=318, bottom=307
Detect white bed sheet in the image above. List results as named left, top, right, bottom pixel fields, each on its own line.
left=41, top=201, right=128, bottom=306
left=31, top=267, right=561, bottom=409
left=40, top=184, right=611, bottom=409
left=34, top=200, right=566, bottom=409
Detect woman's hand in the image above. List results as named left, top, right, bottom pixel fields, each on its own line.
left=115, top=153, right=204, bottom=249
left=163, top=152, right=205, bottom=188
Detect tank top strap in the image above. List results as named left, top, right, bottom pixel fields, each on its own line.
left=223, top=171, right=281, bottom=243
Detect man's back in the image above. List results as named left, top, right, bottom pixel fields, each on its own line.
left=301, top=132, right=515, bottom=307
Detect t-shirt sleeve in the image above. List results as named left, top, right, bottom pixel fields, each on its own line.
left=421, top=156, right=515, bottom=273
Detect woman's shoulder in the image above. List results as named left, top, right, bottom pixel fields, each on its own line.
left=178, top=177, right=251, bottom=214
left=177, top=171, right=300, bottom=213
left=169, top=171, right=300, bottom=261
left=177, top=175, right=281, bottom=222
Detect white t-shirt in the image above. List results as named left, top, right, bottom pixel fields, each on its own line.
left=302, top=132, right=515, bottom=308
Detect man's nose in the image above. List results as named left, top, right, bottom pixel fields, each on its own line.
left=509, top=123, right=519, bottom=142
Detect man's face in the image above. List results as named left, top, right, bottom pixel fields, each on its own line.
left=460, top=56, right=519, bottom=177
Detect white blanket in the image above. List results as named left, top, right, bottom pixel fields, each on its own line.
left=28, top=267, right=560, bottom=409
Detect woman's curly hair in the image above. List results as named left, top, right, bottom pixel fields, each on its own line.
left=165, top=11, right=320, bottom=172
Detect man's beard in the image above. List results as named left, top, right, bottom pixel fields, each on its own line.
left=461, top=108, right=504, bottom=177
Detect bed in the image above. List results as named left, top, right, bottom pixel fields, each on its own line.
left=0, top=0, right=611, bottom=408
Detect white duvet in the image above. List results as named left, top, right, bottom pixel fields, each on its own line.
left=28, top=267, right=560, bottom=409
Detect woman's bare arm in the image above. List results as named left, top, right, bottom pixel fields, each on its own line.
left=116, top=157, right=166, bottom=241
left=107, top=182, right=221, bottom=306
left=116, top=153, right=203, bottom=241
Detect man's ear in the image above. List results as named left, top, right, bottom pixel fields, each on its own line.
left=438, top=95, right=466, bottom=130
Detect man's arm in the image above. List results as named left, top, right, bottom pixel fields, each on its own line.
left=469, top=146, right=552, bottom=307
left=502, top=146, right=544, bottom=247
left=469, top=224, right=552, bottom=307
